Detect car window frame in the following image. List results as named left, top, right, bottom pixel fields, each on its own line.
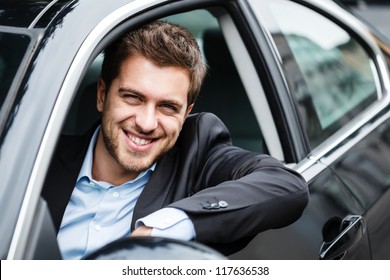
left=0, top=26, right=40, bottom=137
left=248, top=0, right=390, bottom=163
left=7, top=0, right=280, bottom=260
left=7, top=0, right=174, bottom=260
left=0, top=26, right=43, bottom=260
left=217, top=13, right=284, bottom=161
left=303, top=0, right=390, bottom=161
left=272, top=1, right=382, bottom=147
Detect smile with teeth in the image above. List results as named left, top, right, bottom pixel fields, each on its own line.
left=128, top=134, right=153, bottom=146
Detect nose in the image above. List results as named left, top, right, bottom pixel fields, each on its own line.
left=135, top=105, right=158, bottom=133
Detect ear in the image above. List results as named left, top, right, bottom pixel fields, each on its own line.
left=97, top=79, right=106, bottom=113
left=185, top=103, right=194, bottom=117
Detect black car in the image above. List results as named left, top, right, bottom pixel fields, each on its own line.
left=1, top=0, right=390, bottom=260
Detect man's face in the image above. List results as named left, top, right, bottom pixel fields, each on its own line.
left=96, top=54, right=192, bottom=177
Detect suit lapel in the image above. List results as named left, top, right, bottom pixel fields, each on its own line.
left=131, top=148, right=179, bottom=230
left=130, top=114, right=200, bottom=229
left=42, top=129, right=95, bottom=232
left=44, top=121, right=189, bottom=232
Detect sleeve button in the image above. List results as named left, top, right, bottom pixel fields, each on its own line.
left=210, top=203, right=220, bottom=209
left=218, top=201, right=228, bottom=208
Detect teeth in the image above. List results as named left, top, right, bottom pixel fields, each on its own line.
left=129, top=135, right=152, bottom=146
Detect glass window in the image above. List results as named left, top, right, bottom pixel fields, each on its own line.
left=0, top=32, right=30, bottom=110
left=250, top=0, right=380, bottom=148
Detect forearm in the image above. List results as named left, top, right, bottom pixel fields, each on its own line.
left=168, top=161, right=308, bottom=243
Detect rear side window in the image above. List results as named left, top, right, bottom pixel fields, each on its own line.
left=0, top=32, right=30, bottom=110
left=251, top=0, right=380, bottom=148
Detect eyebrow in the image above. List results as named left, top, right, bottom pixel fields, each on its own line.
left=118, top=86, right=144, bottom=97
left=118, top=86, right=185, bottom=110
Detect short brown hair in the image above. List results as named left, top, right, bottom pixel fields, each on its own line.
left=101, top=20, right=206, bottom=105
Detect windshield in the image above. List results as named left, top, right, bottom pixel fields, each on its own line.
left=0, top=31, right=31, bottom=110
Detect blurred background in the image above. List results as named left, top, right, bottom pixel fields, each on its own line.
left=338, top=0, right=390, bottom=41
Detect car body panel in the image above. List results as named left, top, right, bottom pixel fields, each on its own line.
left=329, top=114, right=390, bottom=259
left=0, top=0, right=56, bottom=28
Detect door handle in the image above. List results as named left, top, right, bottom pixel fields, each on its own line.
left=319, top=215, right=366, bottom=260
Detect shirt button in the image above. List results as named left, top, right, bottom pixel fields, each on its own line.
left=95, top=225, right=101, bottom=232
left=89, top=181, right=95, bottom=186
left=113, top=192, right=119, bottom=198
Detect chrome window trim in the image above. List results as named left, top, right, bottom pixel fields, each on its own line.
left=319, top=109, right=390, bottom=167
left=296, top=157, right=328, bottom=183
left=28, top=0, right=59, bottom=29
left=7, top=0, right=167, bottom=260
left=309, top=97, right=390, bottom=162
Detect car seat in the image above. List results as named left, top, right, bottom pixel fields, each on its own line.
left=193, top=28, right=265, bottom=153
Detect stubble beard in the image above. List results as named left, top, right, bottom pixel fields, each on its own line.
left=101, top=122, right=172, bottom=174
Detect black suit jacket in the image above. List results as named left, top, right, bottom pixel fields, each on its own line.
left=42, top=112, right=308, bottom=254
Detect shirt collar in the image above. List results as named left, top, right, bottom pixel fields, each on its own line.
left=77, top=126, right=156, bottom=184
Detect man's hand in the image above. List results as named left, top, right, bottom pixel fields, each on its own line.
left=131, top=225, right=153, bottom=237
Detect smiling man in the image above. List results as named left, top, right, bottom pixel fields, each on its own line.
left=95, top=54, right=192, bottom=185
left=42, top=20, right=309, bottom=259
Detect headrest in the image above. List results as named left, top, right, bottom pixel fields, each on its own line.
left=202, top=28, right=237, bottom=75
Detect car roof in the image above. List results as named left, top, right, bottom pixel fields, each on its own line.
left=0, top=0, right=73, bottom=28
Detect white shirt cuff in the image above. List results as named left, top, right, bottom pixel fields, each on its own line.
left=135, top=208, right=196, bottom=241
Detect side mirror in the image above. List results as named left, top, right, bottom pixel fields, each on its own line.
left=83, top=237, right=227, bottom=260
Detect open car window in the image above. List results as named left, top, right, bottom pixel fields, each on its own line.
left=66, top=9, right=268, bottom=154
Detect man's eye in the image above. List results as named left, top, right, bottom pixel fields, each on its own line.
left=160, top=103, right=178, bottom=113
left=125, top=94, right=139, bottom=100
left=123, top=94, right=142, bottom=102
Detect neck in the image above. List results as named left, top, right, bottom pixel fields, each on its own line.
left=92, top=132, right=139, bottom=186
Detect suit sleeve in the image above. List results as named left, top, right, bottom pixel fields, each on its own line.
left=168, top=113, right=309, bottom=247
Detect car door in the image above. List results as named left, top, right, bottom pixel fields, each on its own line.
left=162, top=1, right=372, bottom=259
left=5, top=0, right=291, bottom=259
left=229, top=0, right=389, bottom=259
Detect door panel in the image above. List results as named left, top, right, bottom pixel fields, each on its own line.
left=23, top=198, right=62, bottom=259
left=330, top=117, right=390, bottom=259
left=230, top=164, right=370, bottom=259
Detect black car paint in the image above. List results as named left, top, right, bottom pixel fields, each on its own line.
left=1, top=0, right=390, bottom=260
left=0, top=0, right=132, bottom=259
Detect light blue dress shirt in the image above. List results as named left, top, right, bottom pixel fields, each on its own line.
left=57, top=127, right=195, bottom=260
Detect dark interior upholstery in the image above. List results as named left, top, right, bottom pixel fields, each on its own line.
left=63, top=57, right=102, bottom=135
left=193, top=28, right=265, bottom=153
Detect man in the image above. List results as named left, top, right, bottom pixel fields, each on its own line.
left=42, top=21, right=309, bottom=259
